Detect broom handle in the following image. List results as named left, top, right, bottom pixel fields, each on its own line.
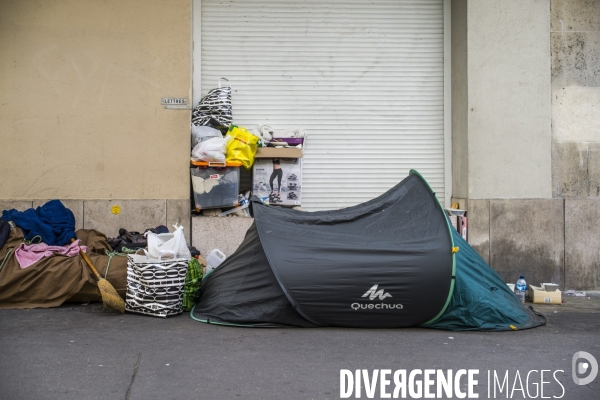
left=71, top=238, right=101, bottom=279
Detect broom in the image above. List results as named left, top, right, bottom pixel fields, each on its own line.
left=72, top=238, right=125, bottom=313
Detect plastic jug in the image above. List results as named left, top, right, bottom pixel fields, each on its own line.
left=206, top=249, right=227, bottom=272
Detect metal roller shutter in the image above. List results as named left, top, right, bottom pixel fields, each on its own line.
left=198, top=0, right=446, bottom=211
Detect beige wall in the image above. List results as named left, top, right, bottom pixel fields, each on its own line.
left=0, top=0, right=191, bottom=200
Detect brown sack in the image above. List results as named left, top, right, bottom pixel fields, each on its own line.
left=0, top=228, right=127, bottom=309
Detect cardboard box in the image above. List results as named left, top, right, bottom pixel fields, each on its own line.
left=528, top=285, right=562, bottom=305
left=253, top=158, right=302, bottom=206
left=270, top=138, right=304, bottom=146
left=255, top=147, right=302, bottom=159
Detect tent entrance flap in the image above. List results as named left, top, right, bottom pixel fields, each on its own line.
left=191, top=223, right=316, bottom=328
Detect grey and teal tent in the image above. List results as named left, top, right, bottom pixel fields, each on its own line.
left=192, top=170, right=545, bottom=331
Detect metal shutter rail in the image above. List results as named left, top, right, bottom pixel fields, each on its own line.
left=201, top=0, right=444, bottom=211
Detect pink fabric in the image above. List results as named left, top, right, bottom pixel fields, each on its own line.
left=15, top=240, right=87, bottom=269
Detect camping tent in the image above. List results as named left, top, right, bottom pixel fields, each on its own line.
left=192, top=170, right=546, bottom=331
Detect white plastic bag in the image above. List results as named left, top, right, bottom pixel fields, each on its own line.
left=191, top=125, right=222, bottom=148
left=251, top=124, right=307, bottom=141
left=145, top=224, right=191, bottom=260
left=252, top=124, right=274, bottom=142
left=191, top=136, right=227, bottom=163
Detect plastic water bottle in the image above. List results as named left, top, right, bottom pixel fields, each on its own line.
left=515, top=276, right=527, bottom=303
left=238, top=194, right=249, bottom=207
left=238, top=194, right=251, bottom=216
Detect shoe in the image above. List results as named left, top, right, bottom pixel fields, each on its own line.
left=288, top=174, right=297, bottom=181
left=287, top=192, right=298, bottom=200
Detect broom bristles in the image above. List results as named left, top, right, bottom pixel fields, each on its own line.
left=98, top=278, right=126, bottom=313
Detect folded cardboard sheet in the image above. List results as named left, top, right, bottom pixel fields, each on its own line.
left=255, top=147, right=302, bottom=159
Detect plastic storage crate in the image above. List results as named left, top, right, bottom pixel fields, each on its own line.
left=191, top=163, right=240, bottom=211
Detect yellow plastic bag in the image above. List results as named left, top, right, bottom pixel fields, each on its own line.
left=225, top=125, right=259, bottom=169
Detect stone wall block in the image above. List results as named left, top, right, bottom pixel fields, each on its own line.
left=0, top=201, right=33, bottom=214
left=83, top=200, right=166, bottom=238
left=552, top=142, right=589, bottom=197
left=490, top=199, right=564, bottom=288
left=552, top=87, right=600, bottom=143
left=551, top=0, right=600, bottom=33
left=192, top=216, right=254, bottom=258
left=588, top=143, right=600, bottom=196
left=551, top=32, right=600, bottom=87
left=565, top=199, right=600, bottom=290
left=33, top=200, right=84, bottom=231
left=466, top=199, right=490, bottom=263
left=167, top=199, right=191, bottom=243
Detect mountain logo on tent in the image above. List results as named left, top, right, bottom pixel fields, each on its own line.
left=362, top=285, right=392, bottom=301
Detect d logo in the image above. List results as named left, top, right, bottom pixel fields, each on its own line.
left=572, top=351, right=598, bottom=385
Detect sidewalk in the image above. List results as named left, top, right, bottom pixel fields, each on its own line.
left=1, top=296, right=599, bottom=400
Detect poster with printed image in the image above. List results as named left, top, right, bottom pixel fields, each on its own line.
left=252, top=158, right=302, bottom=206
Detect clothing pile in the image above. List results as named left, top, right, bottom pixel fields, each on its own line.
left=0, top=201, right=128, bottom=309
left=107, top=226, right=168, bottom=253
left=2, top=200, right=76, bottom=246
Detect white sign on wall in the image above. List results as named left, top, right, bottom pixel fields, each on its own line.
left=161, top=98, right=190, bottom=109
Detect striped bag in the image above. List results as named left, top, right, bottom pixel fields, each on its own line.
left=125, top=251, right=189, bottom=318
left=191, top=77, right=233, bottom=131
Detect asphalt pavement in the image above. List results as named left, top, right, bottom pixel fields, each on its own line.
left=1, top=296, right=599, bottom=400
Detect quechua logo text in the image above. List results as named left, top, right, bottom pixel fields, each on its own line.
left=351, top=285, right=402, bottom=310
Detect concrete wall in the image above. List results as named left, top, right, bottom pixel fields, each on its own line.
left=192, top=216, right=254, bottom=257
left=453, top=1, right=599, bottom=290
left=551, top=0, right=600, bottom=197
left=467, top=197, right=600, bottom=290
left=0, top=0, right=191, bottom=200
left=451, top=0, right=469, bottom=199
left=466, top=0, right=552, bottom=199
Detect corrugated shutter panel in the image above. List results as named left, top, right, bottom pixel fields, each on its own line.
left=200, top=0, right=444, bottom=211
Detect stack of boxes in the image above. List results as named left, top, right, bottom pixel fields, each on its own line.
left=190, top=137, right=304, bottom=212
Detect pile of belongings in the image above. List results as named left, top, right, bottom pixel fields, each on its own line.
left=0, top=201, right=127, bottom=308
left=0, top=200, right=205, bottom=313
left=107, top=227, right=201, bottom=258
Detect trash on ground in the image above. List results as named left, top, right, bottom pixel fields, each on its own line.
left=564, top=290, right=587, bottom=297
